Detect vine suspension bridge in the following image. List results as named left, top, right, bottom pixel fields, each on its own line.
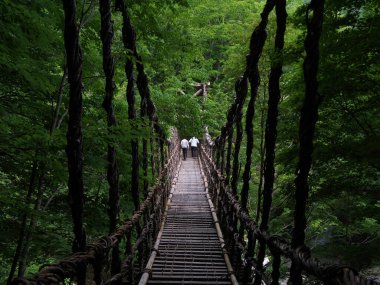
left=8, top=0, right=379, bottom=285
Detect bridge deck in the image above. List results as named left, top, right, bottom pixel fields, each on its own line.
left=144, top=158, right=232, bottom=285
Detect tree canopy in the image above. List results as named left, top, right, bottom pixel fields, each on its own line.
left=0, top=0, right=379, bottom=282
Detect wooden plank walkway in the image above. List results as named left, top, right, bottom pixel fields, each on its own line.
left=140, top=158, right=233, bottom=285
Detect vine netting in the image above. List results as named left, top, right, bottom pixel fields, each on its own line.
left=202, top=0, right=379, bottom=284
left=11, top=129, right=180, bottom=285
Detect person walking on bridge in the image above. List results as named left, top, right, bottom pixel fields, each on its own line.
left=180, top=138, right=189, bottom=160
left=189, top=136, right=200, bottom=158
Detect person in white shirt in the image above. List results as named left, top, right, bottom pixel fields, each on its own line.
left=189, top=137, right=200, bottom=157
left=180, top=138, right=189, bottom=160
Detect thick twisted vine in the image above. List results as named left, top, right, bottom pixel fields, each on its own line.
left=253, top=1, right=287, bottom=284
left=230, top=77, right=248, bottom=196
left=241, top=0, right=276, bottom=213
left=238, top=2, right=277, bottom=282
left=136, top=55, right=167, bottom=193
left=115, top=0, right=140, bottom=211
left=99, top=0, right=121, bottom=274
left=289, top=0, right=325, bottom=283
left=63, top=0, right=86, bottom=270
left=225, top=127, right=233, bottom=185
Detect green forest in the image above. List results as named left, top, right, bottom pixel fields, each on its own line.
left=0, top=0, right=379, bottom=283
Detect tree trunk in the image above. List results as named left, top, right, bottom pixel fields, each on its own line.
left=50, top=63, right=67, bottom=133
left=6, top=161, right=38, bottom=285
left=18, top=172, right=45, bottom=277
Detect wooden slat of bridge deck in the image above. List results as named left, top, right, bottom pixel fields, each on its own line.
left=147, top=158, right=232, bottom=285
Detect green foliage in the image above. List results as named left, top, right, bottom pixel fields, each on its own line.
left=0, top=0, right=379, bottom=282
left=265, top=0, right=380, bottom=273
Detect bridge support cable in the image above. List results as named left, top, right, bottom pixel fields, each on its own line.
left=289, top=0, right=325, bottom=284
left=99, top=0, right=121, bottom=275
left=238, top=1, right=276, bottom=282
left=136, top=53, right=167, bottom=194
left=136, top=56, right=149, bottom=195
left=109, top=0, right=170, bottom=275
left=150, top=136, right=156, bottom=177
left=240, top=0, right=276, bottom=213
left=62, top=3, right=86, bottom=284
left=114, top=1, right=167, bottom=196
left=253, top=1, right=287, bottom=285
left=225, top=127, right=233, bottom=185
left=140, top=83, right=149, bottom=196
left=115, top=0, right=140, bottom=212
left=230, top=77, right=248, bottom=197
left=155, top=138, right=162, bottom=176
left=220, top=139, right=226, bottom=174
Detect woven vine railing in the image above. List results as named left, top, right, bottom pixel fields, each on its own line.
left=11, top=129, right=181, bottom=285
left=199, top=137, right=378, bottom=285
left=199, top=0, right=379, bottom=284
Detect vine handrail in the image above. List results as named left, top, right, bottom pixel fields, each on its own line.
left=199, top=137, right=379, bottom=285
left=11, top=129, right=181, bottom=285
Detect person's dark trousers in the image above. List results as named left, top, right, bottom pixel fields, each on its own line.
left=182, top=148, right=187, bottom=160
left=191, top=146, right=197, bottom=157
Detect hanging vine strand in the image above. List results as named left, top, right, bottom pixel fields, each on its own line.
left=63, top=0, right=86, bottom=256
left=290, top=0, right=325, bottom=283
left=240, top=0, right=276, bottom=213
left=115, top=0, right=140, bottom=211
left=99, top=0, right=121, bottom=275
left=254, top=1, right=287, bottom=284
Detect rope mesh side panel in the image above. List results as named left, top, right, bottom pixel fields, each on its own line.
left=10, top=131, right=181, bottom=285
left=199, top=145, right=380, bottom=285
